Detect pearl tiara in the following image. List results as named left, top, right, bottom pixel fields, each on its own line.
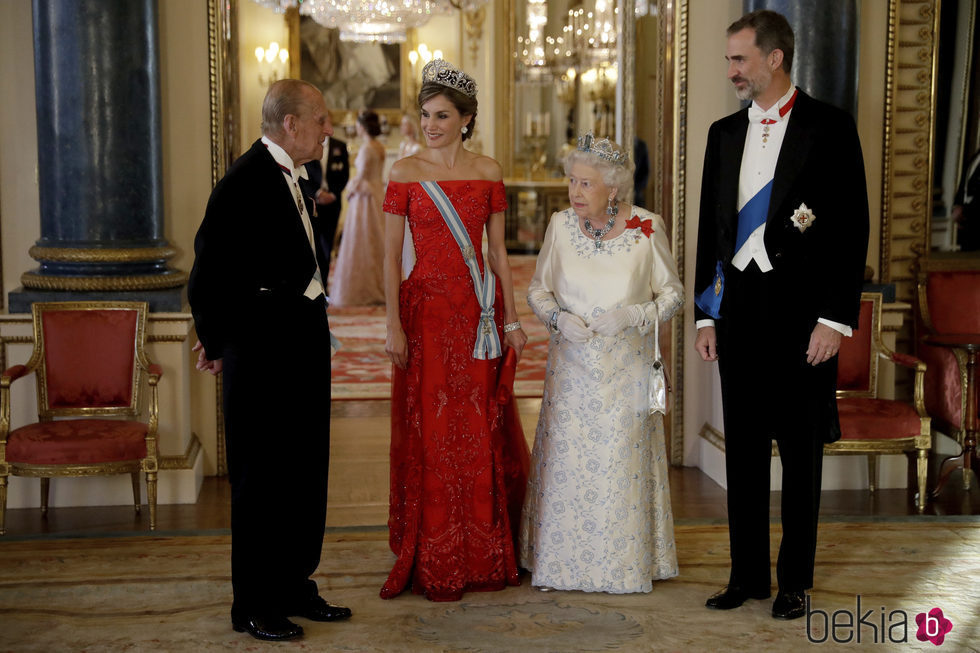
left=576, top=132, right=629, bottom=167
left=421, top=59, right=477, bottom=98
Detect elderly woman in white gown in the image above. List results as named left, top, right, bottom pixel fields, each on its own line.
left=519, top=134, right=684, bottom=593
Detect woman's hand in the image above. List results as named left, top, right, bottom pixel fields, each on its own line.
left=386, top=326, right=409, bottom=369
left=504, top=328, right=527, bottom=360
left=556, top=312, right=593, bottom=343
left=591, top=305, right=644, bottom=337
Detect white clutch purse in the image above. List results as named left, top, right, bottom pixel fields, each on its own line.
left=648, top=305, right=670, bottom=415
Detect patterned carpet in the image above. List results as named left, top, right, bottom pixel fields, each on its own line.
left=1, top=520, right=978, bottom=651
left=329, top=254, right=548, bottom=399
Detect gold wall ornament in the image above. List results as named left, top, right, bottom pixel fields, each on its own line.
left=463, top=6, right=486, bottom=68
left=880, top=0, right=939, bottom=302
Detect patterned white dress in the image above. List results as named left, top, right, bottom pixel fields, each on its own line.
left=519, top=206, right=683, bottom=593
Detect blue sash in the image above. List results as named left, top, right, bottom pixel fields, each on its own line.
left=735, top=179, right=772, bottom=252
left=694, top=260, right=725, bottom=319
left=420, top=181, right=501, bottom=360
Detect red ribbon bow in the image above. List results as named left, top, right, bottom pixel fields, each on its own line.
left=625, top=215, right=654, bottom=238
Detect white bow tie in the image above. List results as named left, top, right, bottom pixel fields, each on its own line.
left=748, top=105, right=782, bottom=124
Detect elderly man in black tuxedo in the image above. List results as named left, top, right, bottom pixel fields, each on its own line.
left=693, top=10, right=869, bottom=620
left=189, top=79, right=351, bottom=641
left=301, top=132, right=349, bottom=275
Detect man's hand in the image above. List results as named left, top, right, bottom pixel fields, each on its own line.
left=315, top=189, right=337, bottom=204
left=192, top=340, right=223, bottom=375
left=806, top=322, right=843, bottom=366
left=695, top=326, right=718, bottom=362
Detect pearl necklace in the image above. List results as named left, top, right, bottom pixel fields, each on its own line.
left=583, top=216, right=617, bottom=250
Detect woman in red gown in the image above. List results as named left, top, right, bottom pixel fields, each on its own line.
left=381, top=59, right=529, bottom=602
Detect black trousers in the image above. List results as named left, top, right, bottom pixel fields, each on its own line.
left=716, top=262, right=831, bottom=593
left=222, top=295, right=332, bottom=617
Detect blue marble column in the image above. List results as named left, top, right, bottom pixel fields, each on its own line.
left=744, top=0, right=860, bottom=117
left=9, top=0, right=185, bottom=312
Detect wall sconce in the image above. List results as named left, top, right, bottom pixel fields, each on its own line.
left=407, top=43, right=443, bottom=98
left=254, top=41, right=289, bottom=87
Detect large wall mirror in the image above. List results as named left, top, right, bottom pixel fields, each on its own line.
left=501, top=0, right=688, bottom=460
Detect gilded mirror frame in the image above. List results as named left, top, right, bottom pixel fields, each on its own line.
left=499, top=0, right=687, bottom=462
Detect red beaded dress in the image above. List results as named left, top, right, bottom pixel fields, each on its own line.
left=381, top=179, right=529, bottom=601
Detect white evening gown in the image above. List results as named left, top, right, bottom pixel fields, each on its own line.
left=519, top=207, right=684, bottom=593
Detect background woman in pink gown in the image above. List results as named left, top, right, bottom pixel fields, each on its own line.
left=381, top=59, right=529, bottom=602
left=329, top=110, right=386, bottom=306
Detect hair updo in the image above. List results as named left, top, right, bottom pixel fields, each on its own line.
left=357, top=109, right=382, bottom=137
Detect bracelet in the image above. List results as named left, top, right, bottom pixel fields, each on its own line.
left=503, top=321, right=522, bottom=333
left=549, top=310, right=561, bottom=332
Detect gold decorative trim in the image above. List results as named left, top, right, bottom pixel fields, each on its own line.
left=699, top=422, right=724, bottom=451
left=880, top=0, right=939, bottom=302
left=147, top=335, right=189, bottom=343
left=208, top=0, right=225, bottom=185
left=669, top=0, right=688, bottom=466
left=621, top=0, right=636, bottom=151
left=463, top=7, right=486, bottom=68
left=159, top=433, right=202, bottom=471
left=28, top=246, right=177, bottom=263
left=20, top=272, right=188, bottom=291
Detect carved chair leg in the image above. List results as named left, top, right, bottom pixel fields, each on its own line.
left=867, top=455, right=878, bottom=493
left=146, top=471, right=157, bottom=531
left=915, top=448, right=928, bottom=514
left=131, top=472, right=141, bottom=515
left=0, top=475, right=7, bottom=535
left=40, top=478, right=50, bottom=516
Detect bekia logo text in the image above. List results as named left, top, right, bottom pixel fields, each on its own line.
left=806, top=596, right=953, bottom=645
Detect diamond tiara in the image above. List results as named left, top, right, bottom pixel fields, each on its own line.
left=421, top=59, right=478, bottom=98
left=576, top=132, right=629, bottom=167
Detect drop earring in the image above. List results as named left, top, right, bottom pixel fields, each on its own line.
left=606, top=196, right=618, bottom=216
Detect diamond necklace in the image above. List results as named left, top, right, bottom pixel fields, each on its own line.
left=583, top=216, right=617, bottom=249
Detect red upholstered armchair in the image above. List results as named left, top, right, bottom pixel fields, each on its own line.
left=916, top=260, right=980, bottom=446
left=0, top=302, right=161, bottom=535
left=827, top=292, right=931, bottom=512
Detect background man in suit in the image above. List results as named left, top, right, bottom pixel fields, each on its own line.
left=189, top=79, right=351, bottom=641
left=693, top=10, right=869, bottom=620
left=302, top=130, right=349, bottom=276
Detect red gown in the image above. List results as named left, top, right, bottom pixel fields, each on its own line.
left=381, top=179, right=529, bottom=601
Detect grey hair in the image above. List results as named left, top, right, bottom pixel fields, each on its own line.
left=563, top=148, right=635, bottom=203
left=261, top=79, right=322, bottom=137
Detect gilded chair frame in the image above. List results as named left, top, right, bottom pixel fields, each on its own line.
left=915, top=258, right=977, bottom=445
left=0, top=301, right=161, bottom=535
left=825, top=292, right=931, bottom=512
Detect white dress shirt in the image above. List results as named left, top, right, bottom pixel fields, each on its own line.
left=697, top=85, right=851, bottom=336
left=262, top=136, right=325, bottom=300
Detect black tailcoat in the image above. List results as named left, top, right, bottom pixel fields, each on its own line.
left=189, top=138, right=333, bottom=617
left=693, top=89, right=869, bottom=592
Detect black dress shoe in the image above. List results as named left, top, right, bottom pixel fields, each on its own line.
left=292, top=595, right=352, bottom=622
left=232, top=615, right=304, bottom=641
left=705, top=585, right=771, bottom=610
left=772, top=591, right=807, bottom=620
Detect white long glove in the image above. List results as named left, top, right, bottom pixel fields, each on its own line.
left=590, top=305, right=645, bottom=337
left=556, top=312, right=593, bottom=343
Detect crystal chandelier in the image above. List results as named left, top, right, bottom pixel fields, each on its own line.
left=252, top=0, right=489, bottom=43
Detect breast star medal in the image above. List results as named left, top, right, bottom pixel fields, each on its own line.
left=790, top=203, right=816, bottom=232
